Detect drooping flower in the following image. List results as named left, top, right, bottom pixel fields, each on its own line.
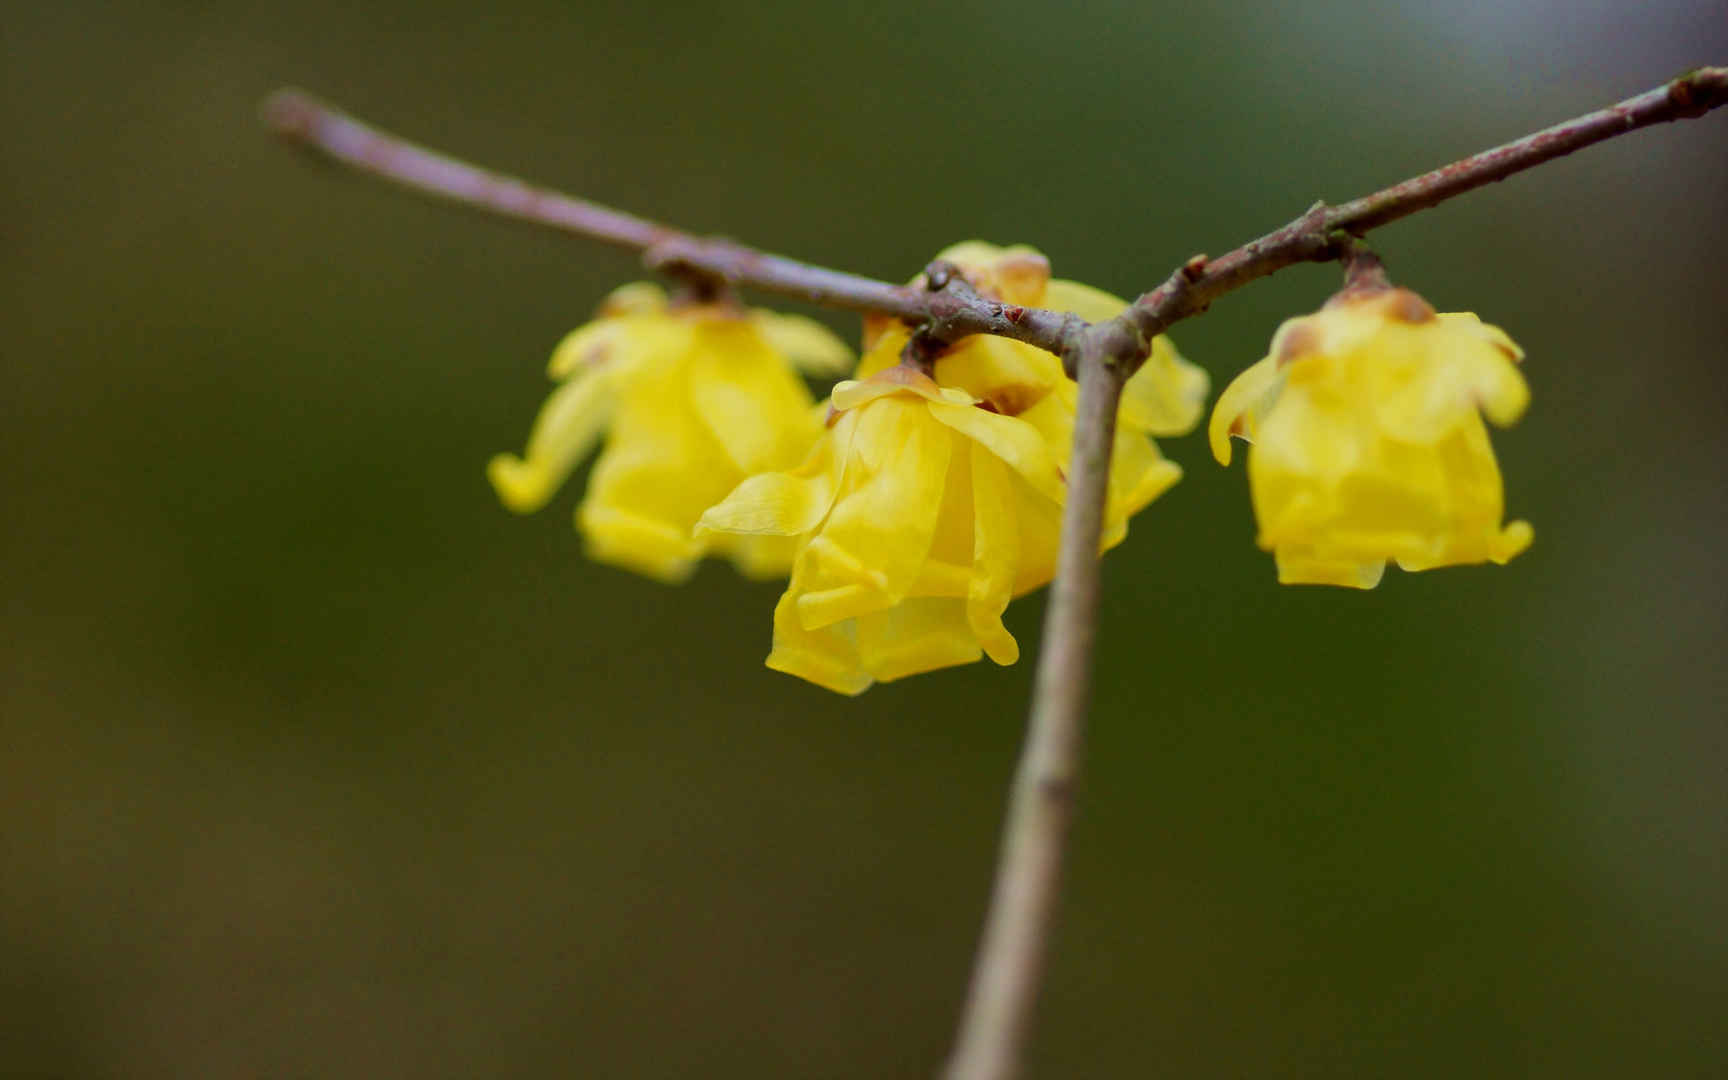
left=488, top=282, right=851, bottom=583
left=1208, top=286, right=1533, bottom=588
left=697, top=242, right=1208, bottom=694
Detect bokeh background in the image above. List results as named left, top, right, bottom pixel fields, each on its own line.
left=6, top=2, right=1727, bottom=1076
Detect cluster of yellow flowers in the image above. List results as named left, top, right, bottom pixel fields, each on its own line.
left=490, top=243, right=1531, bottom=694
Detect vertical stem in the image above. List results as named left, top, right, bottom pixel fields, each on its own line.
left=944, top=347, right=1128, bottom=1080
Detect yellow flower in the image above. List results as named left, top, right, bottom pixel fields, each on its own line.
left=697, top=242, right=1208, bottom=694
left=1208, top=286, right=1533, bottom=589
left=488, top=282, right=851, bottom=583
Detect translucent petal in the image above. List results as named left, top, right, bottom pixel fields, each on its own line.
left=1438, top=314, right=1529, bottom=427
left=577, top=502, right=705, bottom=584
left=1042, top=279, right=1128, bottom=322
left=749, top=311, right=855, bottom=376
left=1105, top=427, right=1183, bottom=528
left=699, top=409, right=857, bottom=539
left=831, top=368, right=974, bottom=412
left=1121, top=335, right=1210, bottom=437
left=710, top=533, right=804, bottom=581
left=578, top=352, right=743, bottom=579
left=933, top=336, right=1061, bottom=414
left=547, top=321, right=623, bottom=379
left=1208, top=355, right=1282, bottom=466
left=1440, top=311, right=1523, bottom=362
left=932, top=241, right=1051, bottom=305
left=487, top=367, right=614, bottom=513
left=1274, top=549, right=1387, bottom=589
left=853, top=327, right=910, bottom=379
left=765, top=573, right=872, bottom=696
left=697, top=466, right=837, bottom=538
left=545, top=283, right=671, bottom=378
left=595, top=281, right=669, bottom=317
left=803, top=397, right=954, bottom=609
left=856, top=598, right=984, bottom=683
left=967, top=442, right=1021, bottom=666
left=1005, top=475, right=1065, bottom=595
left=926, top=401, right=1066, bottom=505
left=685, top=321, right=819, bottom=474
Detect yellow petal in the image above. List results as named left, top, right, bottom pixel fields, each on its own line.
left=697, top=413, right=852, bottom=538
left=1437, top=314, right=1529, bottom=427
left=711, top=533, right=806, bottom=582
left=967, top=442, right=1021, bottom=666
left=932, top=242, right=1051, bottom=305
left=926, top=401, right=1066, bottom=505
left=831, top=368, right=976, bottom=412
left=749, top=311, right=854, bottom=376
left=855, top=598, right=984, bottom=683
left=578, top=352, right=740, bottom=580
left=595, top=281, right=669, bottom=317
left=487, top=367, right=614, bottom=513
left=685, top=321, right=818, bottom=474
left=1494, top=520, right=1534, bottom=563
left=1105, top=426, right=1184, bottom=529
left=577, top=502, right=705, bottom=584
left=1274, top=548, right=1388, bottom=589
left=854, top=327, right=912, bottom=380
left=765, top=572, right=872, bottom=696
left=933, top=336, right=1062, bottom=414
left=796, top=397, right=954, bottom=620
left=1005, top=480, right=1065, bottom=596
left=1120, top=334, right=1210, bottom=437
left=1042, top=278, right=1129, bottom=322
left=1442, top=311, right=1523, bottom=362
left=547, top=321, right=621, bottom=379
left=1208, top=355, right=1282, bottom=466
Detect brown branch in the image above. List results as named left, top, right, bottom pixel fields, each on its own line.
left=259, top=87, right=1073, bottom=347
left=1108, top=65, right=1728, bottom=354
left=264, top=68, right=1725, bottom=371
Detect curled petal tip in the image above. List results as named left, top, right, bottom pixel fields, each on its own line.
left=1495, top=521, right=1535, bottom=564
left=487, top=455, right=552, bottom=514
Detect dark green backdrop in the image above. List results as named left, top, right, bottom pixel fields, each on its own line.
left=6, top=2, right=1726, bottom=1076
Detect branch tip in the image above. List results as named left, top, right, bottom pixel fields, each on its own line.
left=260, top=87, right=321, bottom=140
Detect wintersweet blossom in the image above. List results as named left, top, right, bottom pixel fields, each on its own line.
left=488, top=282, right=851, bottom=582
left=1209, top=286, right=1533, bottom=588
left=698, top=242, right=1207, bottom=694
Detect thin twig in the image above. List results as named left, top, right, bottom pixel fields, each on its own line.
left=1111, top=65, right=1728, bottom=350
left=259, top=87, right=1071, bottom=345
left=264, top=68, right=1726, bottom=368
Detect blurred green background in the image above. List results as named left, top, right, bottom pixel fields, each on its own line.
left=6, top=2, right=1726, bottom=1076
